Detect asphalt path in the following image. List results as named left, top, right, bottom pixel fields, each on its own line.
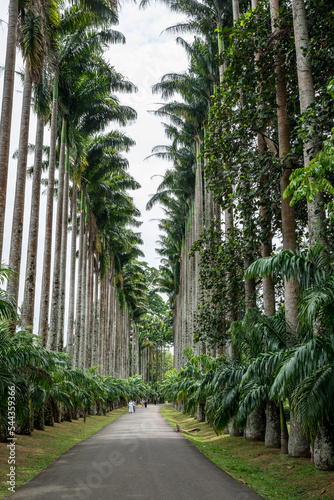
left=10, top=404, right=264, bottom=500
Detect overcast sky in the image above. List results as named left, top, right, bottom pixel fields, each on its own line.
left=0, top=2, right=188, bottom=327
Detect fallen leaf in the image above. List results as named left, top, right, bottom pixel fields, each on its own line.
left=286, top=465, right=295, bottom=469
left=321, top=489, right=326, bottom=495
left=238, top=476, right=246, bottom=484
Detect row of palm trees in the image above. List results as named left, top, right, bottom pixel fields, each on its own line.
left=160, top=243, right=334, bottom=467
left=144, top=0, right=334, bottom=471
left=0, top=265, right=152, bottom=439
left=0, top=0, right=152, bottom=376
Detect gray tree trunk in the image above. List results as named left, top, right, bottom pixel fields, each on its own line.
left=232, top=0, right=240, bottom=22
left=7, top=65, right=33, bottom=309
left=245, top=407, right=266, bottom=441
left=21, top=117, right=44, bottom=328
left=314, top=417, right=334, bottom=471
left=47, top=120, right=66, bottom=351
left=39, top=80, right=58, bottom=344
left=57, top=147, right=70, bottom=352
left=291, top=0, right=325, bottom=243
left=92, top=266, right=99, bottom=366
left=288, top=412, right=311, bottom=458
left=67, top=185, right=77, bottom=360
left=270, top=0, right=299, bottom=332
left=74, top=204, right=85, bottom=368
left=0, top=0, right=18, bottom=259
left=79, top=222, right=88, bottom=368
left=265, top=401, right=281, bottom=448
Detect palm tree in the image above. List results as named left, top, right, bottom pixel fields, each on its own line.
left=21, top=68, right=52, bottom=328
left=39, top=0, right=122, bottom=343
left=291, top=0, right=325, bottom=244
left=246, top=242, right=334, bottom=465
left=7, top=0, right=59, bottom=313
left=0, top=0, right=19, bottom=260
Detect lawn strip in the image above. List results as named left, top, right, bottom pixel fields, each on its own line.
left=0, top=407, right=127, bottom=499
left=161, top=404, right=334, bottom=500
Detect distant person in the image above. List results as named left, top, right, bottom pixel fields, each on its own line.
left=133, top=400, right=136, bottom=413
left=128, top=400, right=133, bottom=414
left=144, top=399, right=147, bottom=408
left=141, top=398, right=144, bottom=408
left=154, top=396, right=157, bottom=405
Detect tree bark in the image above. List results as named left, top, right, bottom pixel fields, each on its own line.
left=7, top=65, right=33, bottom=311
left=288, top=412, right=310, bottom=458
left=67, top=185, right=77, bottom=360
left=74, top=199, right=85, bottom=368
left=245, top=407, right=266, bottom=441
left=79, top=219, right=88, bottom=368
left=85, top=239, right=94, bottom=369
left=39, top=79, right=58, bottom=344
left=291, top=0, right=324, bottom=242
left=92, top=264, right=99, bottom=367
left=21, top=117, right=44, bottom=328
left=265, top=400, right=281, bottom=448
left=47, top=119, right=66, bottom=351
left=0, top=0, right=19, bottom=260
left=314, top=417, right=334, bottom=471
left=270, top=0, right=299, bottom=332
left=57, top=145, right=70, bottom=352
left=232, top=0, right=240, bottom=22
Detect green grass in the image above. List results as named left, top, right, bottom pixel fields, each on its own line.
left=0, top=407, right=127, bottom=499
left=161, top=405, right=334, bottom=500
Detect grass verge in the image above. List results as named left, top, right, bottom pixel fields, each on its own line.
left=0, top=407, right=127, bottom=499
left=161, top=405, right=334, bottom=500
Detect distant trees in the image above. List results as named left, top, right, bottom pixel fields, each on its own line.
left=146, top=0, right=334, bottom=470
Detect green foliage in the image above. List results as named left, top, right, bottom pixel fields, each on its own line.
left=284, top=79, right=334, bottom=218
left=190, top=224, right=245, bottom=346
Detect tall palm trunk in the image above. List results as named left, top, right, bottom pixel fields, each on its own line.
left=39, top=78, right=58, bottom=344
left=99, top=271, right=106, bottom=373
left=291, top=0, right=324, bottom=244
left=270, top=0, right=299, bottom=331
left=74, top=193, right=85, bottom=368
left=79, top=218, right=88, bottom=368
left=57, top=145, right=70, bottom=352
left=85, top=239, right=94, bottom=369
left=92, top=263, right=99, bottom=366
left=260, top=167, right=276, bottom=317
left=135, top=324, right=140, bottom=375
left=48, top=119, right=66, bottom=351
left=67, top=185, right=77, bottom=360
left=0, top=0, right=19, bottom=260
left=21, top=117, right=44, bottom=328
left=195, top=140, right=205, bottom=355
left=131, top=326, right=135, bottom=376
left=252, top=0, right=275, bottom=315
left=232, top=0, right=240, bottom=22
left=271, top=0, right=309, bottom=457
left=7, top=64, right=33, bottom=309
left=292, top=2, right=331, bottom=467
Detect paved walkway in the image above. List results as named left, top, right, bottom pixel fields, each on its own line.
left=10, top=405, right=264, bottom=500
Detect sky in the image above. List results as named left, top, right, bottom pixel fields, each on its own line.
left=106, top=2, right=189, bottom=266
left=0, top=1, right=189, bottom=328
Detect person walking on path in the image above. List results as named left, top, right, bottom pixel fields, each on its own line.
left=128, top=400, right=133, bottom=413
left=144, top=398, right=147, bottom=408
left=133, top=400, right=136, bottom=413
